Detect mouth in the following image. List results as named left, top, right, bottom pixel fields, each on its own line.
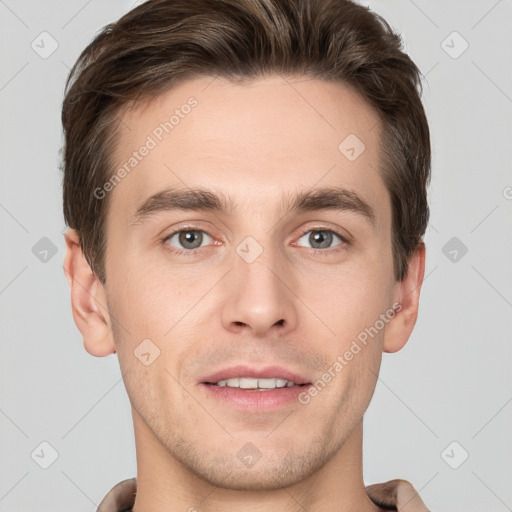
left=199, top=366, right=312, bottom=410
left=204, top=377, right=309, bottom=391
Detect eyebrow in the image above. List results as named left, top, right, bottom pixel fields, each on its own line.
left=129, top=186, right=376, bottom=228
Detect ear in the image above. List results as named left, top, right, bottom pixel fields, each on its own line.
left=383, top=241, right=426, bottom=353
left=63, top=228, right=116, bottom=357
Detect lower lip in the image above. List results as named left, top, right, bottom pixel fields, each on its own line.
left=200, top=383, right=309, bottom=410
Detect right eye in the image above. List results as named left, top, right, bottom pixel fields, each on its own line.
left=163, top=229, right=214, bottom=253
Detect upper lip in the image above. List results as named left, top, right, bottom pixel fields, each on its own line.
left=200, top=365, right=311, bottom=385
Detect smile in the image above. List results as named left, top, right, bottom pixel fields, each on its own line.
left=207, top=377, right=307, bottom=390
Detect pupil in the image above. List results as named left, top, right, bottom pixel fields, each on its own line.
left=180, top=231, right=202, bottom=249
left=310, top=231, right=332, bottom=249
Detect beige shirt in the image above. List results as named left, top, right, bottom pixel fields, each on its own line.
left=97, top=477, right=430, bottom=511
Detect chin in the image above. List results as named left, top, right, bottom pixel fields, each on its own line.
left=195, top=463, right=313, bottom=491
left=174, top=441, right=332, bottom=491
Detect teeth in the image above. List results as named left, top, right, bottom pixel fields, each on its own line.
left=240, top=378, right=258, bottom=389
left=258, top=378, right=280, bottom=388
left=214, top=377, right=297, bottom=389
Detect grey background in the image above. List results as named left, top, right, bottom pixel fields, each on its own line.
left=0, top=0, right=511, bottom=510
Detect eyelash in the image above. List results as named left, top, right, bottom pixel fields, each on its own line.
left=161, top=226, right=350, bottom=256
left=293, top=228, right=349, bottom=256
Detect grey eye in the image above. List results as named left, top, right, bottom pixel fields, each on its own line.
left=166, top=230, right=212, bottom=250
left=297, top=230, right=342, bottom=249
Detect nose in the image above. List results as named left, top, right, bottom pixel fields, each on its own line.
left=221, top=246, right=298, bottom=338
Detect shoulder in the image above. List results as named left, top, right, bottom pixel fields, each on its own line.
left=365, top=479, right=430, bottom=511
left=96, top=476, right=429, bottom=511
left=96, top=478, right=137, bottom=512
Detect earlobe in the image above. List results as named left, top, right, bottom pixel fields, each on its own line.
left=382, top=241, right=426, bottom=353
left=63, top=228, right=116, bottom=357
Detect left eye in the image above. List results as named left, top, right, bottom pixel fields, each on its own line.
left=296, top=229, right=344, bottom=250
left=165, top=230, right=213, bottom=250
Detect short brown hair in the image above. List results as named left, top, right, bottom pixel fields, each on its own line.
left=62, top=0, right=431, bottom=284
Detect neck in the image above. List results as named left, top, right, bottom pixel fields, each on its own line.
left=131, top=410, right=381, bottom=512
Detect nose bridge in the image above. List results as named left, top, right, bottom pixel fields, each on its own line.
left=221, top=235, right=298, bottom=337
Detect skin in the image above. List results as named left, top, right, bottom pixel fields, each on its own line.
left=64, top=75, right=425, bottom=512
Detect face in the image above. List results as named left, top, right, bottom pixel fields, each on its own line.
left=102, top=75, right=399, bottom=489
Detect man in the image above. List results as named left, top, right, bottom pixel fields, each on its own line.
left=62, top=0, right=431, bottom=510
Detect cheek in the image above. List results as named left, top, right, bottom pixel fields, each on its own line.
left=297, top=261, right=390, bottom=411
left=301, top=262, right=393, bottom=343
left=108, top=260, right=192, bottom=338
left=107, top=265, right=208, bottom=394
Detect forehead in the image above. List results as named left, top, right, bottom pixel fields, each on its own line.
left=108, top=75, right=388, bottom=227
